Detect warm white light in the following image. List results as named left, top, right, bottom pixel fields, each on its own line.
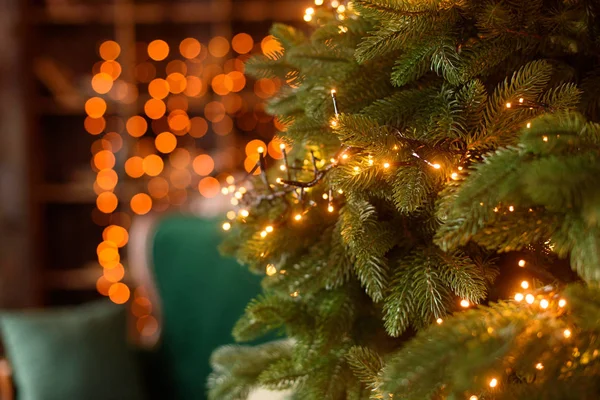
left=383, top=162, right=390, bottom=169
left=506, top=102, right=512, bottom=108
left=521, top=281, right=529, bottom=289
left=290, top=291, right=299, bottom=297
left=436, top=318, right=443, bottom=324
left=540, top=299, right=549, bottom=309
left=330, top=88, right=336, bottom=94
left=337, top=5, right=346, bottom=12
left=222, top=222, right=231, bottom=231
left=240, top=209, right=249, bottom=218
left=514, top=293, right=524, bottom=302
left=306, top=7, right=315, bottom=15
left=432, top=163, right=441, bottom=169
left=458, top=166, right=463, bottom=171
left=558, top=299, right=567, bottom=308
left=519, top=97, right=524, bottom=103
left=226, top=211, right=236, bottom=220
left=353, top=166, right=359, bottom=172
left=260, top=231, right=267, bottom=238
left=226, top=175, right=235, bottom=184
left=489, top=378, right=498, bottom=388
left=493, top=207, right=499, bottom=212
left=509, top=206, right=515, bottom=212
left=328, top=205, right=334, bottom=213
left=231, top=198, right=239, bottom=206
left=303, top=14, right=312, bottom=22
left=470, top=396, right=478, bottom=400
left=564, top=329, right=572, bottom=338
left=460, top=299, right=470, bottom=308
left=266, top=264, right=277, bottom=276
left=368, top=159, right=374, bottom=166
left=526, top=122, right=531, bottom=128
left=294, top=214, right=302, bottom=221
left=535, top=362, right=544, bottom=370
left=315, top=0, right=324, bottom=4
left=239, top=187, right=247, bottom=194
left=451, top=172, right=458, bottom=180
left=280, top=165, right=286, bottom=171
left=543, top=136, right=549, bottom=142
left=338, top=189, right=343, bottom=194
left=235, top=192, right=243, bottom=199
left=257, top=146, right=265, bottom=154
left=265, top=226, right=274, bottom=233
left=322, top=193, right=329, bottom=200
left=341, top=154, right=349, bottom=160
left=518, top=259, right=526, bottom=267
left=331, top=0, right=340, bottom=7
left=526, top=294, right=535, bottom=304
left=276, top=178, right=282, bottom=184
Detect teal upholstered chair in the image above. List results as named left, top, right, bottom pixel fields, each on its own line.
left=130, top=213, right=272, bottom=400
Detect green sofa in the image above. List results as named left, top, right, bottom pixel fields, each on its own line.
left=0, top=214, right=274, bottom=400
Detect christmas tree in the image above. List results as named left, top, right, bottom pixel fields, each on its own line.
left=209, top=1, right=600, bottom=399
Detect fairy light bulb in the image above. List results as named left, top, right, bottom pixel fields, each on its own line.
left=328, top=205, right=334, bottom=212
left=226, top=175, right=235, bottom=185
left=337, top=189, right=343, bottom=194
left=260, top=231, right=267, bottom=238
left=226, top=211, right=236, bottom=220
left=265, top=226, right=274, bottom=233
left=266, top=264, right=277, bottom=276
left=240, top=209, right=249, bottom=218
left=518, top=259, right=526, bottom=267
left=521, top=280, right=529, bottom=289
left=509, top=205, right=515, bottom=212
left=493, top=207, right=499, bottom=212
left=239, top=187, right=247, bottom=194
left=305, top=7, right=315, bottom=15
left=222, top=222, right=231, bottom=231
left=383, top=162, right=390, bottom=169
left=331, top=0, right=340, bottom=7
left=368, top=159, right=374, bottom=166
left=231, top=198, right=239, bottom=206
left=235, top=192, right=243, bottom=199
left=315, top=0, right=324, bottom=4
left=458, top=166, right=463, bottom=171
left=563, top=329, right=572, bottom=338
left=341, top=154, right=349, bottom=160
left=506, top=102, right=512, bottom=108
left=276, top=178, right=282, bottom=184
left=535, top=362, right=544, bottom=370
left=303, top=14, right=312, bottom=21
left=353, top=166, right=360, bottom=172
left=436, top=318, right=443, bottom=324
left=221, top=188, right=229, bottom=195
left=322, top=193, right=329, bottom=200
left=451, top=172, right=458, bottom=180
left=526, top=122, right=532, bottom=128
left=514, top=293, right=524, bottom=302
left=558, top=299, right=567, bottom=308
left=257, top=146, right=265, bottom=154
left=432, top=163, right=441, bottom=169
left=519, top=97, right=524, bottom=103
left=290, top=291, right=299, bottom=297
left=460, top=299, right=470, bottom=308
left=294, top=214, right=302, bottom=221
left=540, top=299, right=549, bottom=309
left=470, top=396, right=478, bottom=400
left=489, top=378, right=498, bottom=388
left=543, top=136, right=549, bottom=142
left=280, top=165, right=286, bottom=171
left=526, top=294, right=535, bottom=304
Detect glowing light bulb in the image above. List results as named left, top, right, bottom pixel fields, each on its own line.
left=260, top=231, right=267, bottom=238
left=526, top=294, right=535, bottom=304
left=328, top=205, right=334, bottom=213
left=540, top=299, right=549, bottom=309
left=341, top=154, right=349, bottom=160
left=470, top=396, right=478, bottom=400
left=221, top=188, right=229, bottom=195
left=331, top=0, right=340, bottom=7
left=280, top=143, right=286, bottom=150
left=527, top=122, right=531, bottom=128
left=436, top=318, right=443, bottom=324
left=338, top=189, right=343, bottom=194
left=239, top=187, right=247, bottom=194
left=222, top=222, right=231, bottom=231
left=226, top=211, right=236, bottom=220
left=294, top=214, right=302, bottom=221
left=280, top=165, right=287, bottom=171
left=290, top=291, right=299, bottom=297
left=393, top=145, right=399, bottom=150
left=368, top=159, right=374, bottom=166
left=257, top=146, right=265, bottom=154
left=489, top=378, right=498, bottom=388
left=564, top=329, right=572, bottom=338
left=506, top=102, right=512, bottom=108
left=543, top=136, right=549, bottom=142
left=509, top=206, right=515, bottom=212
left=535, top=362, right=544, bottom=370
left=519, top=98, right=524, bottom=103
left=226, top=175, right=235, bottom=185
left=303, top=14, right=313, bottom=21
left=558, top=299, right=567, bottom=308
left=330, top=88, right=336, bottom=94
left=337, top=5, right=346, bottom=12
left=493, top=207, right=499, bottom=212
left=240, top=209, right=249, bottom=218
left=315, top=0, right=324, bottom=4
left=330, top=119, right=338, bottom=128
left=518, top=259, right=526, bottom=267
left=322, top=193, right=329, bottom=200
left=265, top=226, right=274, bottom=233
left=458, top=166, right=463, bottom=171
left=460, top=299, right=470, bottom=308
left=514, top=293, right=524, bottom=302
left=266, top=264, right=277, bottom=276
left=451, top=172, right=458, bottom=180
left=432, top=163, right=441, bottom=169
left=276, top=178, right=282, bottom=184
left=383, top=162, right=390, bottom=169
left=231, top=198, right=239, bottom=206
left=353, top=166, right=360, bottom=172
left=306, top=7, right=315, bottom=15
left=521, top=281, right=529, bottom=289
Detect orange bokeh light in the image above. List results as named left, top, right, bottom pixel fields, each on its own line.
left=211, top=74, right=233, bottom=96
left=85, top=97, right=107, bottom=118
left=98, top=247, right=120, bottom=268
left=244, top=155, right=261, bottom=175
left=130, top=193, right=153, bottom=215
left=189, top=117, right=208, bottom=138
left=132, top=297, right=152, bottom=318
left=148, top=78, right=170, bottom=99
left=227, top=71, right=246, bottom=92
left=104, top=132, right=123, bottom=152
left=268, top=139, right=285, bottom=159
left=143, top=154, right=164, bottom=177
left=135, top=62, right=156, bottom=83
left=109, top=282, right=131, bottom=304
left=192, top=154, right=215, bottom=176
left=103, top=225, right=129, bottom=247
left=104, top=263, right=125, bottom=282
left=198, top=177, right=220, bottom=198
left=166, top=60, right=188, bottom=75
left=245, top=139, right=267, bottom=157
left=148, top=40, right=170, bottom=61
left=232, top=33, right=254, bottom=54
left=100, top=61, right=122, bottom=80
left=91, top=73, right=114, bottom=94
left=99, top=40, right=121, bottom=61
left=170, top=169, right=192, bottom=189
left=222, top=93, right=243, bottom=114
left=148, top=177, right=169, bottom=198
left=125, top=156, right=145, bottom=178
left=184, top=76, right=203, bottom=97
left=213, top=115, right=233, bottom=136
left=94, top=150, right=116, bottom=170
left=167, top=73, right=187, bottom=94
left=84, top=116, right=106, bottom=135
left=168, top=111, right=190, bottom=132
left=96, top=169, right=118, bottom=190
left=255, top=78, right=278, bottom=99
left=136, top=315, right=159, bottom=336
left=169, top=148, right=191, bottom=169
left=261, top=35, right=284, bottom=58
left=97, top=240, right=117, bottom=256
left=155, top=132, right=177, bottom=154
left=126, top=116, right=148, bottom=137
left=204, top=101, right=226, bottom=123
left=208, top=36, right=230, bottom=58
left=97, top=191, right=119, bottom=214
left=180, top=38, right=202, bottom=59
left=96, top=276, right=112, bottom=296
left=144, top=98, right=167, bottom=119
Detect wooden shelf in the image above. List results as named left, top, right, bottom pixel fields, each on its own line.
left=38, top=183, right=96, bottom=204
left=29, top=1, right=304, bottom=25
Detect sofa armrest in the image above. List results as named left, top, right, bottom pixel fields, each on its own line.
left=0, top=358, right=13, bottom=400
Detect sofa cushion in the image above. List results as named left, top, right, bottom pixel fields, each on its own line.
left=0, top=300, right=145, bottom=400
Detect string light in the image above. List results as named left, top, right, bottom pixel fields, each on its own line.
left=331, top=0, right=340, bottom=7
left=506, top=102, right=512, bottom=108
left=527, top=122, right=532, bottom=128
left=436, top=318, right=443, bottom=324
left=540, top=299, right=549, bottom=309
left=460, top=299, right=470, bottom=308
left=266, top=264, right=277, bottom=276
left=535, top=362, right=544, bottom=370
left=353, top=166, right=360, bottom=172
left=518, top=259, right=526, bottom=267
left=432, top=163, right=441, bottom=169
left=509, top=205, right=515, bottom=212
left=514, top=293, right=524, bottom=302
left=290, top=291, right=299, bottom=297
left=280, top=165, right=287, bottom=171
left=303, top=13, right=313, bottom=22
left=558, top=299, right=567, bottom=308
left=564, top=329, right=572, bottom=338
left=470, top=396, right=478, bottom=400
left=526, top=294, right=535, bottom=304
left=338, top=189, right=343, bottom=194
left=221, top=187, right=229, bottom=195
left=226, top=211, right=236, bottom=220
left=260, top=230, right=267, bottom=238
left=323, top=193, right=329, bottom=200
left=276, top=178, right=282, bottom=184
left=235, top=192, right=243, bottom=199
left=458, top=166, right=463, bottom=171
left=257, top=146, right=265, bottom=154
left=543, top=136, right=549, bottom=142
left=315, top=0, right=324, bottom=4
left=519, top=97, right=524, bottom=103
left=240, top=209, right=250, bottom=218
left=280, top=143, right=286, bottom=150
left=489, top=378, right=498, bottom=388
left=383, top=162, right=391, bottom=169
left=328, top=205, right=335, bottom=212
left=305, top=7, right=315, bottom=15
left=265, top=225, right=274, bottom=233
left=341, top=154, right=349, bottom=160
left=222, top=222, right=231, bottom=231
left=521, top=280, right=529, bottom=289
left=451, top=172, right=458, bottom=180
left=294, top=214, right=303, bottom=221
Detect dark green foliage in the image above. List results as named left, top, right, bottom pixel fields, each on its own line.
left=210, top=1, right=600, bottom=399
